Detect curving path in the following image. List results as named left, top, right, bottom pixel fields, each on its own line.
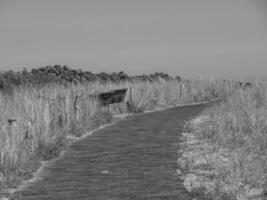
left=12, top=104, right=206, bottom=200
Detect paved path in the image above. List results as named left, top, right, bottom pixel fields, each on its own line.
left=12, top=104, right=206, bottom=200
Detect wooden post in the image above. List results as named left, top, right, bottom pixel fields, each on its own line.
left=74, top=95, right=79, bottom=121
left=129, top=87, right=133, bottom=106
left=7, top=119, right=16, bottom=149
left=179, top=83, right=182, bottom=99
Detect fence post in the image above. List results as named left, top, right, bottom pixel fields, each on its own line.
left=129, top=87, right=133, bottom=106
left=74, top=94, right=79, bottom=121
left=179, top=83, right=182, bottom=99
left=7, top=119, right=16, bottom=149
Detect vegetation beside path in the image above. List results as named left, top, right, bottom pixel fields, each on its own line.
left=178, top=82, right=267, bottom=200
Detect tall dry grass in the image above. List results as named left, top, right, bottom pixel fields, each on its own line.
left=0, top=78, right=228, bottom=190
left=195, top=81, right=267, bottom=196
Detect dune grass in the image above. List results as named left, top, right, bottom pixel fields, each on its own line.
left=0, top=78, right=229, bottom=192
left=189, top=81, right=267, bottom=199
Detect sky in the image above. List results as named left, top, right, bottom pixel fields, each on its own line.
left=0, top=0, right=267, bottom=77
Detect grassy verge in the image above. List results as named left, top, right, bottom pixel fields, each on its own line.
left=0, top=78, right=229, bottom=197
left=178, top=82, right=266, bottom=200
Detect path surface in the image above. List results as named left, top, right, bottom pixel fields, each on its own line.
left=12, top=104, right=206, bottom=200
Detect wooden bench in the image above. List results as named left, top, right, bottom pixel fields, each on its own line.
left=98, top=88, right=128, bottom=106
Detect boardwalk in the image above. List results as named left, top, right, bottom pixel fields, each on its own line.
left=12, top=104, right=206, bottom=200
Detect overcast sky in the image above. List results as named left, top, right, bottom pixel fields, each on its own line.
left=0, top=0, right=266, bottom=77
